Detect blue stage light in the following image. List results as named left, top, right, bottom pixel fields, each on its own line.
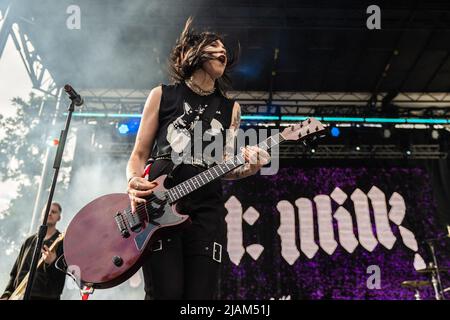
left=118, top=118, right=140, bottom=135
left=118, top=124, right=129, bottom=135
left=331, top=127, right=340, bottom=137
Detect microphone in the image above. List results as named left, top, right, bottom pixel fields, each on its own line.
left=64, top=84, right=84, bottom=106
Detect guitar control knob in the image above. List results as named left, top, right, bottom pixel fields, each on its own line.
left=112, top=256, right=123, bottom=267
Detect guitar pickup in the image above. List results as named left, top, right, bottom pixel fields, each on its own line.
left=125, top=210, right=142, bottom=232
left=114, top=212, right=130, bottom=238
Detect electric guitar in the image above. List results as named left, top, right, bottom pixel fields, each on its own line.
left=9, top=233, right=65, bottom=300
left=63, top=118, right=326, bottom=289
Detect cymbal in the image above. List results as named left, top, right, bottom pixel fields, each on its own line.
left=416, top=266, right=449, bottom=274
left=401, top=280, right=431, bottom=288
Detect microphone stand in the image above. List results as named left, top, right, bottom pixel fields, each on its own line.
left=426, top=240, right=446, bottom=300
left=23, top=86, right=79, bottom=300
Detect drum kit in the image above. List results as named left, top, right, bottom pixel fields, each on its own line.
left=401, top=266, right=449, bottom=300
left=401, top=233, right=449, bottom=300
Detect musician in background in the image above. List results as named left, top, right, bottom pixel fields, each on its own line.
left=126, top=17, right=270, bottom=299
left=0, top=202, right=66, bottom=300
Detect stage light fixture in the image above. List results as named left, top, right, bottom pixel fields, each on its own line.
left=431, top=130, right=439, bottom=140
left=118, top=118, right=140, bottom=135
left=331, top=126, right=340, bottom=137
left=46, top=137, right=59, bottom=147
left=118, top=124, right=129, bottom=135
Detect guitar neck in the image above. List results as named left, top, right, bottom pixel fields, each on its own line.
left=167, top=133, right=285, bottom=203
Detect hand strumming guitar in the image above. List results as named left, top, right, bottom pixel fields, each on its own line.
left=127, top=177, right=158, bottom=213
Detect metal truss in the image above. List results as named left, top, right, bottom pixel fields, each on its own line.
left=0, top=0, right=13, bottom=59
left=240, top=104, right=450, bottom=118
left=0, top=1, right=57, bottom=96
left=229, top=91, right=375, bottom=106
left=228, top=91, right=450, bottom=108
left=88, top=141, right=446, bottom=160
left=77, top=88, right=149, bottom=114
left=9, top=23, right=58, bottom=96
left=75, top=89, right=450, bottom=118
left=277, top=144, right=446, bottom=159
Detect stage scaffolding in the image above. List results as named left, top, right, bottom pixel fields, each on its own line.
left=1, top=1, right=448, bottom=235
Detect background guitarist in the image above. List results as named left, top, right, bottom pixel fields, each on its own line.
left=0, top=202, right=66, bottom=300
left=126, top=17, right=270, bottom=300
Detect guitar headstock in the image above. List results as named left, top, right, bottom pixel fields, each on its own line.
left=281, top=117, right=326, bottom=142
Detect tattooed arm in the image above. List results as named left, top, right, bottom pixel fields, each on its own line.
left=223, top=102, right=270, bottom=180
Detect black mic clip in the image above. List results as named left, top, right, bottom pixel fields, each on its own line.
left=64, top=84, right=84, bottom=107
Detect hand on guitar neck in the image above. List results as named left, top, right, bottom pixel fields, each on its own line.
left=241, top=145, right=271, bottom=168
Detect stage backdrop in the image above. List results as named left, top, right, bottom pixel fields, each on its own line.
left=220, top=165, right=450, bottom=300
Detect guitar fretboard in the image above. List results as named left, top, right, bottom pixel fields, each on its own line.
left=167, top=133, right=285, bottom=203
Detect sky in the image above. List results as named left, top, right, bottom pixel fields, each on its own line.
left=0, top=28, right=34, bottom=212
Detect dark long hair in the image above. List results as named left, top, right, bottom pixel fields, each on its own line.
left=168, top=17, right=239, bottom=97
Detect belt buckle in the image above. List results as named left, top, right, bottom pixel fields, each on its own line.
left=213, top=242, right=222, bottom=263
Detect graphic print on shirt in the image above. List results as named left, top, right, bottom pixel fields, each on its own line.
left=166, top=101, right=224, bottom=153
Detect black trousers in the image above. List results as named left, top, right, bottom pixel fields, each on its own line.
left=142, top=232, right=222, bottom=300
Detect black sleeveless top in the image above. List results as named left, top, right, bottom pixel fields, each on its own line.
left=148, top=82, right=235, bottom=242
left=153, top=82, right=234, bottom=161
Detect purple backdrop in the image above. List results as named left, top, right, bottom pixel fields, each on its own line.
left=220, top=166, right=450, bottom=300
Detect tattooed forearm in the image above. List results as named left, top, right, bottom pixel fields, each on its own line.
left=224, top=102, right=241, bottom=160
left=223, top=102, right=260, bottom=180
left=224, top=128, right=236, bottom=160
left=232, top=105, right=241, bottom=128
left=223, top=163, right=258, bottom=180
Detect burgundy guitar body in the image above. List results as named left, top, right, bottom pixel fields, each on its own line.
left=64, top=174, right=190, bottom=289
